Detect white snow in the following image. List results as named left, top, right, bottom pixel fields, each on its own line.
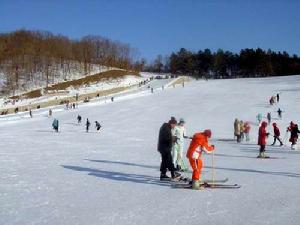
left=0, top=75, right=300, bottom=225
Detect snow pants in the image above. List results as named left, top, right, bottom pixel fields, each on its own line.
left=172, top=142, right=187, bottom=170
left=189, top=158, right=203, bottom=181
left=160, top=152, right=176, bottom=175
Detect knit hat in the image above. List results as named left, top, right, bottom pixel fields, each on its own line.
left=179, top=118, right=185, bottom=124
left=203, top=129, right=212, bottom=138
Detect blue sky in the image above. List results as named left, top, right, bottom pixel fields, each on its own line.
left=0, top=0, right=299, bottom=62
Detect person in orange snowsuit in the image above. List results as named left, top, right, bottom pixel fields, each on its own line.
left=186, top=129, right=215, bottom=189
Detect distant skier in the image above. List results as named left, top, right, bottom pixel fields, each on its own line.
left=257, top=121, right=270, bottom=158
left=49, top=109, right=52, bottom=117
left=186, top=129, right=215, bottom=189
left=244, top=122, right=251, bottom=142
left=239, top=120, right=245, bottom=142
left=277, top=108, right=282, bottom=119
left=111, top=97, right=114, bottom=102
left=290, top=124, right=300, bottom=150
left=276, top=93, right=280, bottom=102
left=52, top=118, right=59, bottom=132
left=271, top=123, right=283, bottom=146
left=77, top=115, right=82, bottom=124
left=267, top=112, right=271, bottom=124
left=29, top=109, right=32, bottom=118
left=256, top=113, right=262, bottom=125
left=234, top=119, right=241, bottom=142
left=95, top=121, right=101, bottom=131
left=86, top=119, right=91, bottom=132
left=172, top=118, right=189, bottom=172
left=157, top=118, right=181, bottom=181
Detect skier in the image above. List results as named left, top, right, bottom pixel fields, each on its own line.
left=271, top=123, right=283, bottom=146
left=277, top=108, right=282, bottom=119
left=257, top=121, right=270, bottom=158
left=77, top=115, right=82, bottom=124
left=157, top=118, right=181, bottom=181
left=276, top=93, right=280, bottom=102
left=52, top=118, right=59, bottom=132
left=186, top=129, right=215, bottom=189
left=256, top=113, right=262, bottom=125
left=267, top=112, right=271, bottom=124
left=95, top=121, right=101, bottom=132
left=49, top=109, right=52, bottom=117
left=244, top=122, right=251, bottom=142
left=290, top=124, right=300, bottom=150
left=239, top=120, right=245, bottom=142
left=86, top=119, right=91, bottom=132
left=29, top=109, right=32, bottom=118
left=234, top=119, right=241, bottom=143
left=172, top=118, right=189, bottom=172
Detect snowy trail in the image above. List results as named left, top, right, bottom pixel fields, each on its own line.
left=1, top=76, right=300, bottom=225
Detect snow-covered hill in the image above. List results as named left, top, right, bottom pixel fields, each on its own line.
left=0, top=75, right=300, bottom=225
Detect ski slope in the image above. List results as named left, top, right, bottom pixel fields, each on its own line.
left=1, top=75, right=300, bottom=225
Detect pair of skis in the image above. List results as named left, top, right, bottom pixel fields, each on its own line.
left=173, top=177, right=241, bottom=189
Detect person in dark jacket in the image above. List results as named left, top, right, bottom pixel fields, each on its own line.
left=157, top=118, right=181, bottom=181
left=277, top=108, right=282, bottom=119
left=257, top=121, right=269, bottom=158
left=290, top=124, right=300, bottom=150
left=52, top=118, right=59, bottom=132
left=86, top=119, right=91, bottom=132
left=95, top=121, right=101, bottom=131
left=271, top=123, right=283, bottom=146
left=77, top=115, right=82, bottom=124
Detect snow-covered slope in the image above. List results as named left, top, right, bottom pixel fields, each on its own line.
left=0, top=75, right=300, bottom=225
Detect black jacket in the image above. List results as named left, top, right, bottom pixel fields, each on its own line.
left=291, top=126, right=300, bottom=139
left=157, top=123, right=173, bottom=154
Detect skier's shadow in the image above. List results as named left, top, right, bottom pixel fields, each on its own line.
left=61, top=165, right=170, bottom=187
left=85, top=159, right=158, bottom=170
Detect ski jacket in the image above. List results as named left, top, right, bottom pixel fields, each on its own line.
left=273, top=126, right=280, bottom=137
left=52, top=119, right=59, bottom=128
left=290, top=126, right=300, bottom=140
left=258, top=122, right=268, bottom=145
left=244, top=123, right=251, bottom=133
left=234, top=119, right=240, bottom=136
left=157, top=123, right=173, bottom=154
left=186, top=133, right=214, bottom=159
left=174, top=126, right=186, bottom=144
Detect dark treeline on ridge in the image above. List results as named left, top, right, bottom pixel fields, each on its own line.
left=147, top=48, right=300, bottom=78
left=0, top=29, right=144, bottom=95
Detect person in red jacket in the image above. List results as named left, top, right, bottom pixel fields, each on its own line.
left=271, top=123, right=283, bottom=146
left=257, top=121, right=270, bottom=158
left=186, top=129, right=214, bottom=189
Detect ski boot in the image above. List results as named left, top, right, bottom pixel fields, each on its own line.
left=192, top=180, right=204, bottom=190
left=171, top=171, right=181, bottom=181
left=160, top=174, right=171, bottom=181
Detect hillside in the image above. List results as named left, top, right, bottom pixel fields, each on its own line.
left=0, top=75, right=299, bottom=225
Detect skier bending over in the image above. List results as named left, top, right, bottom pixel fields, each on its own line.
left=257, top=121, right=270, bottom=158
left=290, top=124, right=300, bottom=150
left=186, top=129, right=215, bottom=190
left=157, top=118, right=181, bottom=181
left=52, top=118, right=59, bottom=132
left=77, top=115, right=82, bottom=124
left=95, top=121, right=101, bottom=131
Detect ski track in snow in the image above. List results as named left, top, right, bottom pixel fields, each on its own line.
left=1, top=75, right=300, bottom=225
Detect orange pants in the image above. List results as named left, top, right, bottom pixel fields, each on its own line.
left=189, top=158, right=203, bottom=180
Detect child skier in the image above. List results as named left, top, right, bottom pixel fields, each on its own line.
left=256, top=113, right=262, bottom=125
left=95, top=121, right=101, bottom=132
left=271, top=123, right=283, bottom=146
left=257, top=121, right=270, bottom=158
left=86, top=119, right=91, bottom=132
left=52, top=118, right=59, bottom=132
left=172, top=118, right=188, bottom=172
left=244, top=122, right=251, bottom=142
left=186, top=129, right=215, bottom=190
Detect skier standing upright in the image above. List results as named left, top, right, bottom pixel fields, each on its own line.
left=244, top=122, right=251, bottom=142
left=86, top=119, right=91, bottom=132
left=52, top=118, right=59, bottom=132
left=234, top=119, right=241, bottom=143
left=77, top=115, right=82, bottom=124
left=267, top=112, right=271, bottom=124
left=172, top=118, right=188, bottom=172
left=157, top=118, right=181, bottom=181
left=257, top=121, right=269, bottom=158
left=290, top=124, right=300, bottom=150
left=186, top=129, right=215, bottom=189
left=271, top=123, right=283, bottom=146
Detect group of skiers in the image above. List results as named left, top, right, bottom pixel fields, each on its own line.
left=234, top=119, right=251, bottom=142
left=157, top=117, right=214, bottom=190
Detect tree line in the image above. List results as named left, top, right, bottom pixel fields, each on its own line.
left=147, top=48, right=300, bottom=78
left=0, top=29, right=143, bottom=95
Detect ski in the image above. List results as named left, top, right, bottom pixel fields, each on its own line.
left=173, top=183, right=241, bottom=189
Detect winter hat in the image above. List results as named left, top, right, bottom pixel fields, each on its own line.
left=179, top=118, right=185, bottom=124
left=203, top=129, right=212, bottom=138
left=272, top=123, right=277, bottom=127
left=169, top=118, right=177, bottom=125
left=261, top=121, right=267, bottom=127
